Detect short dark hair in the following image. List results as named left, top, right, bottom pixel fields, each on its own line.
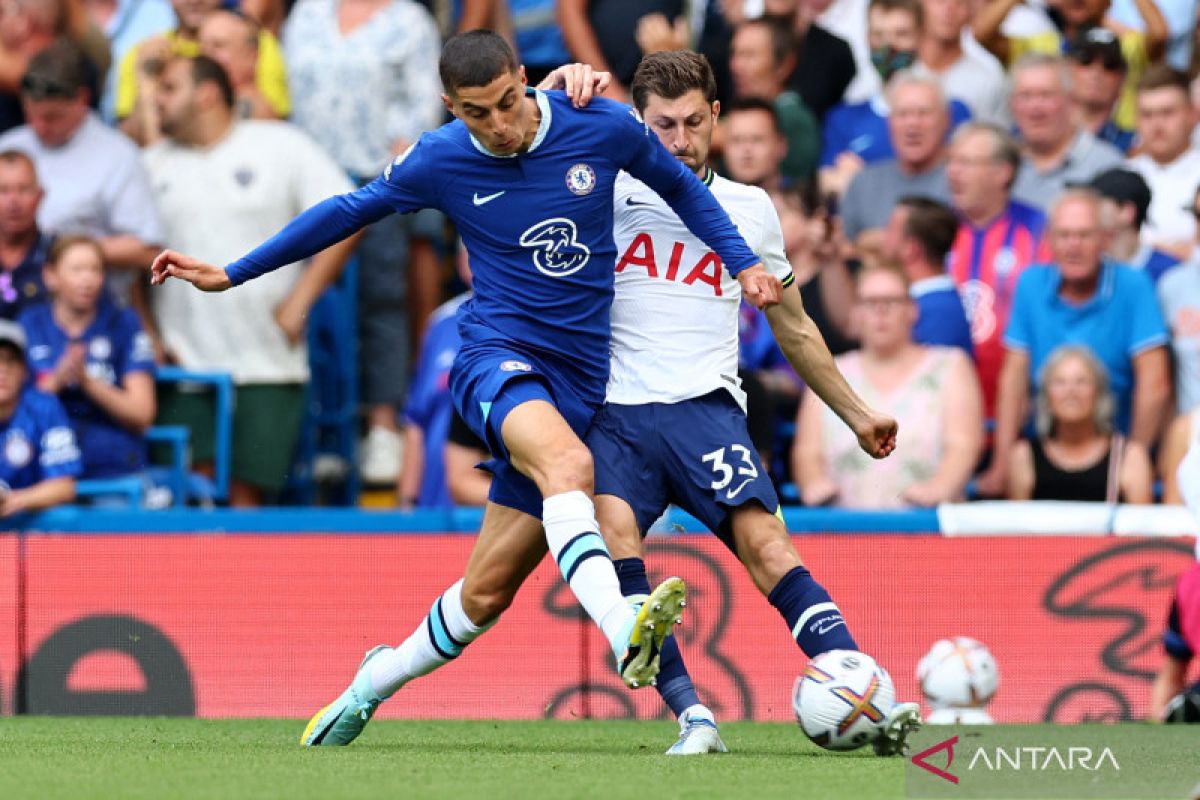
left=736, top=16, right=794, bottom=69
left=188, top=55, right=235, bottom=109
left=439, top=30, right=518, bottom=94
left=1137, top=63, right=1190, bottom=97
left=897, top=196, right=959, bottom=265
left=725, top=96, right=782, bottom=134
left=631, top=50, right=717, bottom=113
left=868, top=0, right=924, bottom=32
left=21, top=39, right=90, bottom=100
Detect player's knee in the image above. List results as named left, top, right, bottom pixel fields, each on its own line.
left=540, top=442, right=594, bottom=494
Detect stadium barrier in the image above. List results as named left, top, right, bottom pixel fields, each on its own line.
left=0, top=504, right=1196, bottom=723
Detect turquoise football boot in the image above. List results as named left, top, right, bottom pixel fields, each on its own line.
left=301, top=645, right=391, bottom=746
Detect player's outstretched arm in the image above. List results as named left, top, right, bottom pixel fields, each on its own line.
left=150, top=250, right=232, bottom=292
left=765, top=283, right=897, bottom=459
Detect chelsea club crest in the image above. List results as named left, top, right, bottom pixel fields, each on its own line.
left=565, top=163, right=596, bottom=196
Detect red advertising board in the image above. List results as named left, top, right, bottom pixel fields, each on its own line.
left=1, top=533, right=1195, bottom=722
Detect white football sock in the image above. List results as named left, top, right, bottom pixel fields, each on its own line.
left=542, top=490, right=634, bottom=653
left=369, top=579, right=488, bottom=698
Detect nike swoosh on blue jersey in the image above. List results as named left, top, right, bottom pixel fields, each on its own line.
left=726, top=478, right=754, bottom=500
left=473, top=191, right=505, bottom=206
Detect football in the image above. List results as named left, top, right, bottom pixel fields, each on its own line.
left=917, top=637, right=1000, bottom=712
left=792, top=649, right=896, bottom=751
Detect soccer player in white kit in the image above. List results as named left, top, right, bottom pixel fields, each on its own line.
left=545, top=51, right=921, bottom=756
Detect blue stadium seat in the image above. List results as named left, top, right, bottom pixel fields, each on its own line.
left=155, top=367, right=234, bottom=504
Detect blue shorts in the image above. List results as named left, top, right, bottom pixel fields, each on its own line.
left=587, top=390, right=780, bottom=549
left=450, top=338, right=604, bottom=519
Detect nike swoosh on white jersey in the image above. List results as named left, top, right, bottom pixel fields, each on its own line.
left=473, top=191, right=505, bottom=206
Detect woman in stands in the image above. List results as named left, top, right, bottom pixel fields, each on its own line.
left=792, top=265, right=982, bottom=508
left=19, top=235, right=156, bottom=479
left=1006, top=345, right=1153, bottom=503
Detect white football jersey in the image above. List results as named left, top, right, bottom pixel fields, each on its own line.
left=608, top=169, right=794, bottom=409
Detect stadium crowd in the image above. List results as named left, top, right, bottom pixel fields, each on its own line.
left=0, top=0, right=1198, bottom=513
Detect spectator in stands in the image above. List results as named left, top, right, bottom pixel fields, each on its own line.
left=1127, top=66, right=1200, bottom=260
left=728, top=17, right=820, bottom=182
left=793, top=265, right=982, bottom=508
left=20, top=235, right=155, bottom=479
left=444, top=410, right=491, bottom=506
left=199, top=10, right=279, bottom=120
left=1006, top=344, right=1152, bottom=502
left=1009, top=53, right=1124, bottom=212
left=946, top=121, right=1048, bottom=417
left=973, top=0, right=1166, bottom=135
left=977, top=189, right=1171, bottom=495
left=0, top=150, right=50, bottom=319
left=397, top=245, right=474, bottom=510
left=1156, top=186, right=1200, bottom=415
left=146, top=55, right=358, bottom=506
left=459, top=0, right=568, bottom=87
left=0, top=317, right=79, bottom=514
left=283, top=0, right=443, bottom=488
left=772, top=184, right=856, bottom=354
left=810, top=0, right=876, bottom=105
left=0, top=0, right=80, bottom=133
left=819, top=0, right=971, bottom=198
left=839, top=71, right=954, bottom=248
left=1109, top=0, right=1196, bottom=72
left=82, top=0, right=175, bottom=121
left=722, top=99, right=787, bottom=195
left=775, top=0, right=858, bottom=121
left=117, top=0, right=290, bottom=145
left=1159, top=405, right=1199, bottom=504
left=1090, top=168, right=1179, bottom=282
left=1068, top=28, right=1134, bottom=154
left=0, top=41, right=164, bottom=299
left=914, top=0, right=1007, bottom=123
left=558, top=0, right=680, bottom=103
left=881, top=195, right=973, bottom=354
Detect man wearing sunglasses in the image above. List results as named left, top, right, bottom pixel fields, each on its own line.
left=1068, top=27, right=1134, bottom=153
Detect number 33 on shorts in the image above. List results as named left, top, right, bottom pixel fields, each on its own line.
left=702, top=444, right=759, bottom=499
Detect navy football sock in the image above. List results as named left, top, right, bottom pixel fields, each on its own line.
left=768, top=565, right=858, bottom=656
left=614, top=557, right=700, bottom=717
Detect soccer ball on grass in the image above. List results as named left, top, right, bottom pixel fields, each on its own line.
left=792, top=649, right=895, bottom=751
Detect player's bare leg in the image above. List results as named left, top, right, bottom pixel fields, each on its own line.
left=302, top=503, right=547, bottom=747
left=596, top=494, right=726, bottom=755
left=730, top=506, right=921, bottom=756
left=501, top=399, right=685, bottom=688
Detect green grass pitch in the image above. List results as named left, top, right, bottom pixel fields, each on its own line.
left=0, top=718, right=902, bottom=800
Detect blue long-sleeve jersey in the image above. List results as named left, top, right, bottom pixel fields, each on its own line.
left=225, top=89, right=761, bottom=379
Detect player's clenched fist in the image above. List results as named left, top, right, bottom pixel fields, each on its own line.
left=855, top=411, right=898, bottom=460
left=737, top=264, right=782, bottom=309
left=150, top=250, right=232, bottom=292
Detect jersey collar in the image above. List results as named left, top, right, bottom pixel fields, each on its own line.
left=701, top=167, right=715, bottom=186
left=468, top=88, right=552, bottom=159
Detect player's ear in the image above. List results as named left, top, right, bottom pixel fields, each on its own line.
left=518, top=65, right=528, bottom=87
left=441, top=93, right=454, bottom=116
left=710, top=100, right=720, bottom=124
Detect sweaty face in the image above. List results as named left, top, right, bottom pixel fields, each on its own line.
left=723, top=108, right=785, bottom=187
left=640, top=89, right=717, bottom=175
left=0, top=160, right=42, bottom=238
left=447, top=70, right=534, bottom=157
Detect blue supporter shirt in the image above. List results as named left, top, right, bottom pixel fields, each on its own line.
left=911, top=276, right=974, bottom=357
left=0, top=388, right=82, bottom=489
left=404, top=293, right=468, bottom=508
left=820, top=95, right=972, bottom=167
left=1003, top=261, right=1170, bottom=433
left=0, top=232, right=51, bottom=321
left=19, top=300, right=155, bottom=478
left=226, top=89, right=761, bottom=387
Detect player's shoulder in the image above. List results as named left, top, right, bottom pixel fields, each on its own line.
left=710, top=173, right=771, bottom=206
left=614, top=170, right=651, bottom=200
left=549, top=92, right=645, bottom=136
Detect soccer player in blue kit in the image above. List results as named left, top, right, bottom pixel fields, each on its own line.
left=542, top=52, right=919, bottom=756
left=150, top=31, right=783, bottom=747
